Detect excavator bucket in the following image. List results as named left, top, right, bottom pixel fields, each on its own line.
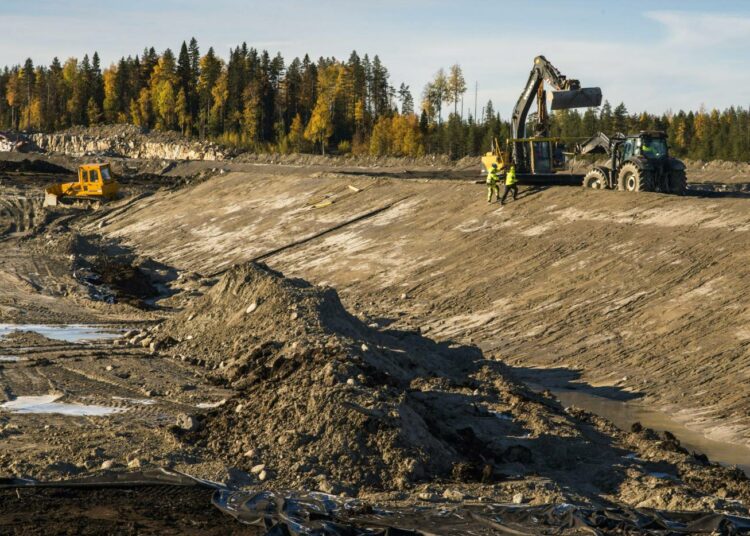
left=550, top=87, right=602, bottom=110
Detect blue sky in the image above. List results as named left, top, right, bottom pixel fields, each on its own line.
left=3, top=0, right=749, bottom=116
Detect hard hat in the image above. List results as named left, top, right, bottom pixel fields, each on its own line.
left=491, top=163, right=497, bottom=168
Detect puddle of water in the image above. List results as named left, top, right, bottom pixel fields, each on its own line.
left=548, top=387, right=750, bottom=476
left=0, top=394, right=124, bottom=416
left=0, top=324, right=122, bottom=343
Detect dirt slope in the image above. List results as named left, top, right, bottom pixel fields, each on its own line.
left=141, top=262, right=750, bottom=509
left=95, top=169, right=750, bottom=449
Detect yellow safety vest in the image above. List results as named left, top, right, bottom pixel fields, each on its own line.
left=505, top=167, right=517, bottom=185
left=487, top=169, right=500, bottom=184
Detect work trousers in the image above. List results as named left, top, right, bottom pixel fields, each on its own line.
left=501, top=184, right=518, bottom=203
left=487, top=183, right=500, bottom=202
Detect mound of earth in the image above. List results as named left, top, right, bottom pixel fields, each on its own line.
left=163, top=262, right=521, bottom=493
left=155, top=263, right=750, bottom=507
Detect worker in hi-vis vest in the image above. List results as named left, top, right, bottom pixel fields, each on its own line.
left=501, top=164, right=518, bottom=205
left=486, top=163, right=501, bottom=203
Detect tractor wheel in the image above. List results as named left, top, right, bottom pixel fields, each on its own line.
left=668, top=169, right=687, bottom=195
left=582, top=168, right=608, bottom=190
left=617, top=163, right=653, bottom=192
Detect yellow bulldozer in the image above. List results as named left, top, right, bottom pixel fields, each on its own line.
left=44, top=163, right=120, bottom=207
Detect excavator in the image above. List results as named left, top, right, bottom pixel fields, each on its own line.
left=43, top=163, right=120, bottom=207
left=482, top=55, right=601, bottom=179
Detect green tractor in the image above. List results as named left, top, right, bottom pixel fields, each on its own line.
left=578, top=131, right=687, bottom=194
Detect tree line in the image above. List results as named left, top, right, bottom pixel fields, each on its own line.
left=0, top=39, right=748, bottom=161
left=549, top=102, right=750, bottom=162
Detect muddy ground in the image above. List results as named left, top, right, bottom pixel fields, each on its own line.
left=1, top=149, right=750, bottom=532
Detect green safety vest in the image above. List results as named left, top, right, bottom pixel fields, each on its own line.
left=487, top=169, right=501, bottom=184
left=505, top=167, right=517, bottom=185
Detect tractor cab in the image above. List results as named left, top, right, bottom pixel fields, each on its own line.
left=621, top=132, right=669, bottom=161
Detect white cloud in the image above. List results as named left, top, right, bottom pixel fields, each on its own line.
left=645, top=10, right=750, bottom=48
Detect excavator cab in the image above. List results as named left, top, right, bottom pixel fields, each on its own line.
left=482, top=136, right=567, bottom=175
left=517, top=137, right=568, bottom=174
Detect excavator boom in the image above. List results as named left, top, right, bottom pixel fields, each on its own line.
left=511, top=55, right=602, bottom=167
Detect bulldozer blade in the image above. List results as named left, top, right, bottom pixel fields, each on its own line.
left=550, top=87, right=602, bottom=110
left=43, top=192, right=59, bottom=207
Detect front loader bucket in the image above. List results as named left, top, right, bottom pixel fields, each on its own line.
left=550, top=87, right=602, bottom=110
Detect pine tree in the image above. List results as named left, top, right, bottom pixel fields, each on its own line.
left=398, top=83, right=414, bottom=115
left=613, top=102, right=628, bottom=134
left=197, top=47, right=222, bottom=137
left=177, top=42, right=192, bottom=104
left=599, top=100, right=613, bottom=134
left=91, top=52, right=104, bottom=115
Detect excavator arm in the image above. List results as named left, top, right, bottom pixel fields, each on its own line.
left=510, top=56, right=602, bottom=165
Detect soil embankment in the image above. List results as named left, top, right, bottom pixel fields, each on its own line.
left=97, top=167, right=750, bottom=449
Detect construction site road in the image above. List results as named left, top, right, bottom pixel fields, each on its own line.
left=94, top=165, right=750, bottom=451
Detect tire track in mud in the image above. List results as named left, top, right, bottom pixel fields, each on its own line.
left=0, top=356, right=211, bottom=423
left=0, top=196, right=43, bottom=236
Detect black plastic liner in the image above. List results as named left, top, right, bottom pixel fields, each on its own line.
left=2, top=469, right=750, bottom=535
left=213, top=489, right=750, bottom=535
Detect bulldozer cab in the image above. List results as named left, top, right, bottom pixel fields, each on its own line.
left=79, top=163, right=114, bottom=184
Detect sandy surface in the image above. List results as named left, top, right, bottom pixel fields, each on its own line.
left=94, top=165, right=750, bottom=449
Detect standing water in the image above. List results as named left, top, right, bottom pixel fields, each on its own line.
left=0, top=324, right=122, bottom=343
left=0, top=394, right=123, bottom=416
left=546, top=386, right=750, bottom=476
